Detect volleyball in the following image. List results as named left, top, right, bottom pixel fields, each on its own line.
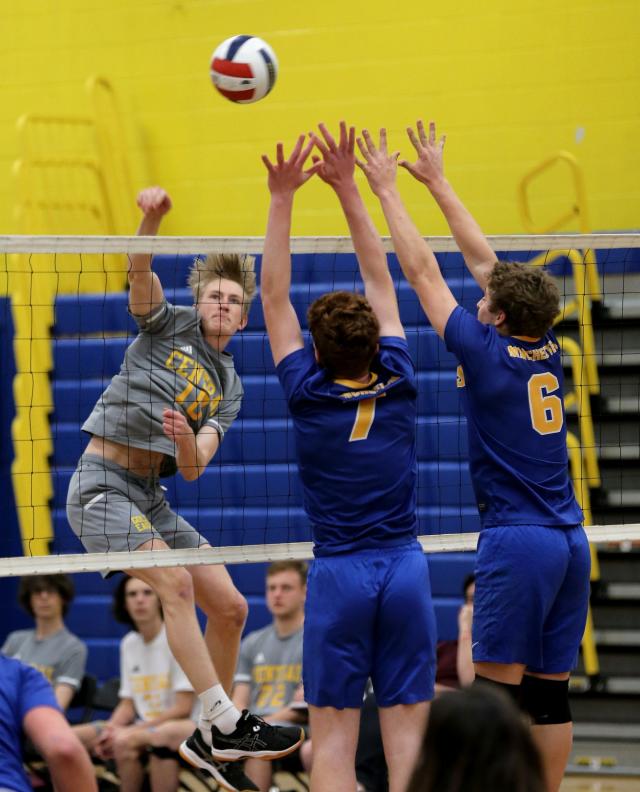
left=209, top=35, right=278, bottom=104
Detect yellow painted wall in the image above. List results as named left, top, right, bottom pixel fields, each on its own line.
left=0, top=0, right=638, bottom=238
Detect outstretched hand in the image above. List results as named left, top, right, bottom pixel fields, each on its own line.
left=399, top=120, right=446, bottom=188
left=310, top=121, right=356, bottom=190
left=262, top=135, right=321, bottom=196
left=354, top=128, right=399, bottom=196
left=136, top=186, right=172, bottom=219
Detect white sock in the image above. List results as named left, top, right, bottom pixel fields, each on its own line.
left=198, top=684, right=242, bottom=740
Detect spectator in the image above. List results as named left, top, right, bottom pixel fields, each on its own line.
left=0, top=654, right=97, bottom=792
left=406, top=685, right=545, bottom=792
left=435, top=573, right=475, bottom=692
left=2, top=574, right=88, bottom=710
left=75, top=575, right=195, bottom=792
left=232, top=561, right=307, bottom=791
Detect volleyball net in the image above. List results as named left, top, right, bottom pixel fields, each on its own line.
left=1, top=232, right=639, bottom=578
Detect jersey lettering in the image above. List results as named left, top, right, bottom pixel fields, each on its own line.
left=165, top=350, right=222, bottom=422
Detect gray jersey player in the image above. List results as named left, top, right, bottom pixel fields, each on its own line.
left=65, top=187, right=303, bottom=792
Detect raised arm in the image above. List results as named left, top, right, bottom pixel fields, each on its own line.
left=311, top=122, right=403, bottom=338
left=400, top=121, right=496, bottom=290
left=356, top=129, right=458, bottom=339
left=261, top=136, right=320, bottom=366
left=128, top=186, right=172, bottom=316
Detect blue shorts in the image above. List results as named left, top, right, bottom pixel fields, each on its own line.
left=473, top=524, right=591, bottom=673
left=303, top=542, right=436, bottom=709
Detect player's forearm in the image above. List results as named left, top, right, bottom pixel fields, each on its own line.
left=261, top=193, right=295, bottom=305
left=47, top=742, right=98, bottom=792
left=335, top=181, right=389, bottom=288
left=377, top=187, right=439, bottom=287
left=426, top=178, right=496, bottom=287
left=128, top=214, right=165, bottom=312
left=456, top=629, right=475, bottom=687
left=176, top=430, right=220, bottom=481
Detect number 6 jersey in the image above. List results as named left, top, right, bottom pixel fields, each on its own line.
left=444, top=305, right=583, bottom=528
left=276, top=336, right=418, bottom=557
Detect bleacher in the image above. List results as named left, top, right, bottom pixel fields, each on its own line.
left=51, top=251, right=479, bottom=684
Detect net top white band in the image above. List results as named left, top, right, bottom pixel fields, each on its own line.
left=0, top=525, right=635, bottom=578
left=1, top=233, right=640, bottom=255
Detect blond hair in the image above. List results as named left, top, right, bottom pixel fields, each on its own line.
left=188, top=253, right=257, bottom=317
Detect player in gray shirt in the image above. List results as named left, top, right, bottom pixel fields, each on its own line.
left=65, top=187, right=303, bottom=792
left=2, top=574, right=87, bottom=710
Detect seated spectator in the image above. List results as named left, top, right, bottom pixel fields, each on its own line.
left=74, top=575, right=195, bottom=792
left=0, top=654, right=97, bottom=792
left=353, top=574, right=476, bottom=792
left=406, top=685, right=545, bottom=792
left=2, top=574, right=88, bottom=710
left=434, top=573, right=475, bottom=692
left=232, top=560, right=307, bottom=792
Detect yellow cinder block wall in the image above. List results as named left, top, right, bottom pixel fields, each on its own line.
left=0, top=0, right=638, bottom=237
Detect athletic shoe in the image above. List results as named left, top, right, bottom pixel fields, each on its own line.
left=210, top=709, right=304, bottom=761
left=179, top=728, right=259, bottom=792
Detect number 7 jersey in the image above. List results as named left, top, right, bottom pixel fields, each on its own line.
left=444, top=305, right=583, bottom=528
left=276, top=336, right=418, bottom=556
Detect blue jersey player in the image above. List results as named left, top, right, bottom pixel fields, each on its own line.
left=357, top=122, right=590, bottom=792
left=260, top=124, right=437, bottom=792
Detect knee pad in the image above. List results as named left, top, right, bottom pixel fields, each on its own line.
left=520, top=675, right=571, bottom=725
left=472, top=675, right=521, bottom=707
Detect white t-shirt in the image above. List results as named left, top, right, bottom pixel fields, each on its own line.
left=118, top=625, right=193, bottom=721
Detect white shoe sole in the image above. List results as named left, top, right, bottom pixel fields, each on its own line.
left=210, top=728, right=305, bottom=762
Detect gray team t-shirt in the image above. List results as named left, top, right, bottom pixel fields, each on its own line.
left=82, top=301, right=243, bottom=475
left=234, top=624, right=303, bottom=717
left=1, top=627, right=87, bottom=691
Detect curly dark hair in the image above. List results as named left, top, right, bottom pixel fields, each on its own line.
left=488, top=261, right=560, bottom=338
left=18, top=575, right=75, bottom=618
left=307, top=291, right=380, bottom=378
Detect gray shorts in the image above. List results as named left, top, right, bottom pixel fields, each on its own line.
left=66, top=454, right=206, bottom=555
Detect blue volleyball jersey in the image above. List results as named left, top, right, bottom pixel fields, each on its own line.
left=276, top=336, right=418, bottom=556
left=444, top=305, right=583, bottom=528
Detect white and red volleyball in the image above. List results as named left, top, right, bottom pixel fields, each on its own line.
left=210, top=35, right=278, bottom=104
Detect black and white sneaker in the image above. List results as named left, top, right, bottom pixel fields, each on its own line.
left=210, top=710, right=304, bottom=761
left=179, top=728, right=259, bottom=792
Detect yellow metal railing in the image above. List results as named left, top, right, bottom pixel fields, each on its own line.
left=517, top=151, right=601, bottom=303
left=518, top=154, right=602, bottom=679
left=8, top=77, right=135, bottom=557
left=563, top=332, right=600, bottom=677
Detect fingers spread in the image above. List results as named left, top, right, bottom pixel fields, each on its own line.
left=318, top=122, right=338, bottom=153
left=261, top=154, right=275, bottom=173
left=311, top=131, right=331, bottom=158
left=356, top=137, right=370, bottom=160
left=406, top=126, right=422, bottom=154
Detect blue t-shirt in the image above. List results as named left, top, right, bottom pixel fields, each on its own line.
left=444, top=305, right=583, bottom=528
left=0, top=655, right=59, bottom=792
left=276, top=336, right=418, bottom=555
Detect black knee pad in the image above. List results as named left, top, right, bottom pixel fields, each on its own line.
left=520, top=675, right=571, bottom=725
left=472, top=675, right=521, bottom=707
